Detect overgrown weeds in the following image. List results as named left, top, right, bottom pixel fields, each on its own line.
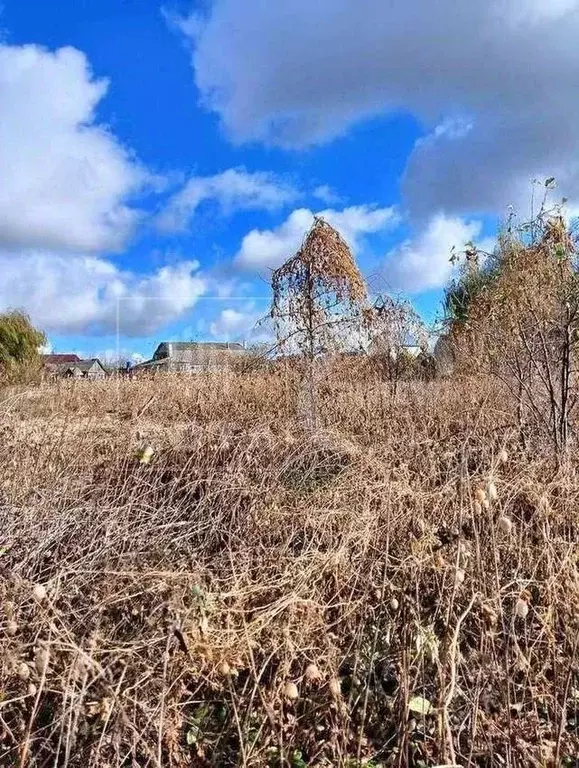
left=1, top=371, right=579, bottom=766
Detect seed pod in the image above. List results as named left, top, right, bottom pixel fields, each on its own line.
left=497, top=448, right=508, bottom=464
left=481, top=603, right=498, bottom=626
left=34, top=647, right=49, bottom=676
left=497, top=516, right=513, bottom=535
left=475, top=488, right=487, bottom=503
left=473, top=500, right=482, bottom=515
left=17, top=662, right=30, bottom=681
left=304, top=663, right=322, bottom=682
left=454, top=568, right=466, bottom=586
left=217, top=661, right=231, bottom=677
left=6, top=620, right=18, bottom=637
left=32, top=584, right=47, bottom=603
left=283, top=681, right=299, bottom=701
left=27, top=683, right=37, bottom=696
left=139, top=446, right=154, bottom=465
left=487, top=481, right=498, bottom=501
left=482, top=498, right=490, bottom=510
left=329, top=677, right=341, bottom=698
left=390, top=597, right=400, bottom=611
left=538, top=494, right=551, bottom=514
left=515, top=598, right=529, bottom=619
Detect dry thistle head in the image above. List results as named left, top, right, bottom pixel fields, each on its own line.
left=497, top=448, right=509, bottom=464
left=454, top=567, right=466, bottom=586
left=17, top=662, right=30, bottom=681
left=487, top=480, right=498, bottom=501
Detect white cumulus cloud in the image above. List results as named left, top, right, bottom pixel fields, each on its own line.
left=0, top=250, right=207, bottom=336
left=157, top=167, right=299, bottom=232
left=235, top=204, right=399, bottom=271
left=0, top=43, right=149, bottom=253
left=209, top=305, right=268, bottom=342
left=384, top=214, right=495, bottom=293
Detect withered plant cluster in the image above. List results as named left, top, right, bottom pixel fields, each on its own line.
left=2, top=370, right=579, bottom=767
left=447, top=200, right=579, bottom=459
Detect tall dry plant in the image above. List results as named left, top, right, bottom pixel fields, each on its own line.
left=449, top=194, right=579, bottom=458
left=270, top=216, right=368, bottom=426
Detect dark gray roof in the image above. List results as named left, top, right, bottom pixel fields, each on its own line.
left=74, top=358, right=106, bottom=372
left=42, top=354, right=81, bottom=364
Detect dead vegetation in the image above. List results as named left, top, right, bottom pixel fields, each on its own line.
left=2, top=369, right=579, bottom=767
left=3, top=207, right=579, bottom=766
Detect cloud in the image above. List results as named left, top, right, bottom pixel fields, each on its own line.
left=383, top=214, right=495, bottom=293
left=0, top=250, right=207, bottom=336
left=209, top=305, right=268, bottom=342
left=313, top=185, right=342, bottom=205
left=0, top=43, right=149, bottom=253
left=157, top=167, right=299, bottom=232
left=235, top=204, right=399, bottom=271
left=180, top=0, right=579, bottom=215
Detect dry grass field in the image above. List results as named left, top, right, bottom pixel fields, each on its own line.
left=1, top=367, right=579, bottom=767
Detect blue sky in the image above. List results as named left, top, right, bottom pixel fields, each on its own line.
left=1, top=0, right=576, bottom=362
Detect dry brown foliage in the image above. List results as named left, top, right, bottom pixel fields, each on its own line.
left=451, top=212, right=579, bottom=458
left=1, top=370, right=579, bottom=766
left=270, top=218, right=368, bottom=361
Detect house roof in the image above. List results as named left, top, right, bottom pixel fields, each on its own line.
left=157, top=341, right=245, bottom=353
left=74, top=358, right=106, bottom=372
left=42, top=354, right=81, bottom=364
left=43, top=357, right=106, bottom=375
left=153, top=341, right=246, bottom=364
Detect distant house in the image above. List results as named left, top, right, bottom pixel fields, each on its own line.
left=69, top=359, right=107, bottom=380
left=133, top=341, right=246, bottom=374
left=41, top=355, right=107, bottom=380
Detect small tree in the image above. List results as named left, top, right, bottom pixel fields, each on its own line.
left=368, top=294, right=429, bottom=396
left=270, top=217, right=368, bottom=426
left=0, top=310, right=46, bottom=384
